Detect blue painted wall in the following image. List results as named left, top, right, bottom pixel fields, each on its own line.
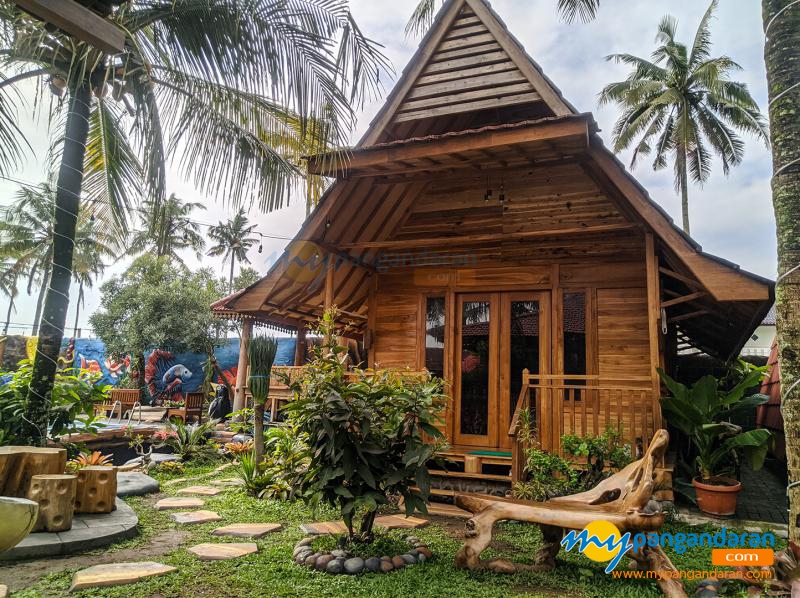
left=70, top=337, right=296, bottom=392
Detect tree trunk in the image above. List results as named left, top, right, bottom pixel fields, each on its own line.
left=72, top=281, right=83, bottom=338
left=30, top=263, right=50, bottom=336
left=22, top=82, right=91, bottom=446
left=3, top=292, right=14, bottom=335
left=764, top=0, right=800, bottom=542
left=679, top=151, right=691, bottom=235
left=229, top=253, right=235, bottom=294
left=253, top=400, right=265, bottom=467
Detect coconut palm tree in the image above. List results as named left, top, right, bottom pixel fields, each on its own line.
left=598, top=2, right=768, bottom=234
left=129, top=194, right=206, bottom=264
left=0, top=183, right=56, bottom=335
left=207, top=208, right=259, bottom=293
left=71, top=219, right=120, bottom=338
left=1, top=0, right=390, bottom=445
left=0, top=261, right=19, bottom=336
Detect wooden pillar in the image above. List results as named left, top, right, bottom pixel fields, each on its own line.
left=233, top=319, right=253, bottom=413
left=294, top=324, right=306, bottom=366
left=645, top=233, right=663, bottom=430
left=324, top=263, right=335, bottom=310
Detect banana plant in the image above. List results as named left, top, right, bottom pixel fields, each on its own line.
left=659, top=362, right=773, bottom=482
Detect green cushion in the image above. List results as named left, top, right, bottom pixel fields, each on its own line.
left=467, top=450, right=512, bottom=457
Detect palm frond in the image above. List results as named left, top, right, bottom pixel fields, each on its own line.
left=405, top=0, right=440, bottom=38
left=0, top=69, right=33, bottom=176
left=689, top=1, right=718, bottom=69
left=557, top=0, right=601, bottom=24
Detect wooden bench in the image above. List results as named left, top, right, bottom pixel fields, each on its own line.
left=167, top=392, right=205, bottom=423
left=96, top=388, right=140, bottom=418
left=454, top=429, right=684, bottom=597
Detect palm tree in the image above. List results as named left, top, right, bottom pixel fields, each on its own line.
left=207, top=208, right=259, bottom=293
left=0, top=261, right=20, bottom=335
left=598, top=2, right=768, bottom=234
left=0, top=183, right=56, bottom=335
left=0, top=1, right=389, bottom=445
left=130, top=194, right=206, bottom=264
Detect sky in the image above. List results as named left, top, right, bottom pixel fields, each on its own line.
left=0, top=0, right=776, bottom=336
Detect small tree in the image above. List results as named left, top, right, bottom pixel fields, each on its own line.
left=285, top=310, right=449, bottom=542
left=90, top=254, right=225, bottom=392
left=248, top=335, right=278, bottom=466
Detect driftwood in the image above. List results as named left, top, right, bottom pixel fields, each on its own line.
left=27, top=474, right=77, bottom=532
left=75, top=466, right=117, bottom=514
left=454, top=429, right=686, bottom=598
left=0, top=446, right=67, bottom=497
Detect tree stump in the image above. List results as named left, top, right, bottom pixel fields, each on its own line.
left=75, top=466, right=117, bottom=514
left=0, top=447, right=67, bottom=497
left=27, top=474, right=77, bottom=532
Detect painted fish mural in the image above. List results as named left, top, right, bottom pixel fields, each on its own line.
left=145, top=350, right=193, bottom=405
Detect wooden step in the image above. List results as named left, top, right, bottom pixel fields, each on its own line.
left=428, top=469, right=511, bottom=483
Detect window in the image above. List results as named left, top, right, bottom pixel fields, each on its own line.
left=424, top=296, right=445, bottom=379
left=563, top=292, right=587, bottom=397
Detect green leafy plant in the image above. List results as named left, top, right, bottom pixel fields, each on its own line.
left=155, top=460, right=185, bottom=476
left=66, top=450, right=113, bottom=473
left=227, top=408, right=254, bottom=435
left=513, top=446, right=577, bottom=501
left=0, top=360, right=109, bottom=445
left=237, top=450, right=271, bottom=496
left=247, top=335, right=278, bottom=467
left=155, top=419, right=220, bottom=463
left=562, top=426, right=633, bottom=489
left=223, top=440, right=254, bottom=458
left=659, top=362, right=773, bottom=482
left=285, top=309, right=449, bottom=542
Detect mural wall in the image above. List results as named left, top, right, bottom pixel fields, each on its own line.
left=1, top=336, right=297, bottom=396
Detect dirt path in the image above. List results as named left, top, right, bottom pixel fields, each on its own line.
left=0, top=528, right=190, bottom=592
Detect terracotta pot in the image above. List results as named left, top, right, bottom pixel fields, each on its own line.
left=692, top=476, right=741, bottom=517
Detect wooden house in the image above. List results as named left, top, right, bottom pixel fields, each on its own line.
left=212, top=0, right=773, bottom=485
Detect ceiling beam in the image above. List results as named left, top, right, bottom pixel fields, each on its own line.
left=15, top=0, right=126, bottom=54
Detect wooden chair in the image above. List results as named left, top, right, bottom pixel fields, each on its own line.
left=454, top=429, right=685, bottom=597
left=167, top=392, right=205, bottom=423
left=96, top=388, right=140, bottom=418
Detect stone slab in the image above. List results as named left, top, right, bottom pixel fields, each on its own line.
left=117, top=472, right=160, bottom=497
left=188, top=542, right=258, bottom=561
left=299, top=520, right=349, bottom=535
left=211, top=523, right=282, bottom=538
left=374, top=515, right=429, bottom=530
left=169, top=510, right=222, bottom=525
left=177, top=486, right=223, bottom=496
left=211, top=478, right=244, bottom=487
left=155, top=497, right=204, bottom=510
left=0, top=499, right=138, bottom=561
left=70, top=561, right=176, bottom=591
left=0, top=584, right=6, bottom=598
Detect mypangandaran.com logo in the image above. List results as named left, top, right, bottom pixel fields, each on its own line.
left=561, top=520, right=775, bottom=573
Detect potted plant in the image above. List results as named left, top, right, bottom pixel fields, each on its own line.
left=659, top=362, right=773, bottom=517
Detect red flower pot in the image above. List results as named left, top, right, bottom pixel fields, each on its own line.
left=692, top=476, right=742, bottom=517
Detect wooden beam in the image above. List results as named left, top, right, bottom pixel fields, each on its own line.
left=339, top=222, right=637, bottom=250
left=309, top=118, right=590, bottom=176
left=658, top=267, right=705, bottom=291
left=15, top=0, right=125, bottom=54
left=233, top=319, right=252, bottom=413
left=324, top=265, right=335, bottom=310
left=668, top=310, right=711, bottom=324
left=660, top=291, right=706, bottom=309
left=645, top=233, right=663, bottom=430
left=294, top=325, right=306, bottom=366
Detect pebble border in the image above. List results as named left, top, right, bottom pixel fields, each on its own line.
left=292, top=535, right=433, bottom=575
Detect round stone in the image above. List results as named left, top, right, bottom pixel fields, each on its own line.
left=379, top=560, right=394, bottom=573
left=326, top=558, right=344, bottom=574
left=344, top=557, right=365, bottom=575
left=304, top=553, right=320, bottom=567
left=416, top=547, right=432, bottom=559
left=331, top=549, right=349, bottom=559
left=364, top=557, right=381, bottom=573
left=401, top=554, right=417, bottom=565
left=315, top=554, right=334, bottom=571
left=294, top=549, right=312, bottom=564
left=391, top=556, right=406, bottom=569
left=405, top=536, right=420, bottom=544
left=293, top=545, right=312, bottom=558
left=296, top=537, right=314, bottom=548
left=380, top=556, right=391, bottom=562
left=416, top=553, right=427, bottom=563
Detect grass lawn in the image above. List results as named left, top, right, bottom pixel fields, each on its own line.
left=5, top=461, right=780, bottom=597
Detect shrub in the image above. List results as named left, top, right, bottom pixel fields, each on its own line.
left=155, top=419, right=220, bottom=463
left=285, top=309, right=449, bottom=542
left=235, top=426, right=310, bottom=501
left=66, top=450, right=113, bottom=472
left=562, top=426, right=633, bottom=489
left=0, top=360, right=109, bottom=445
left=224, top=440, right=254, bottom=458
left=512, top=446, right=577, bottom=501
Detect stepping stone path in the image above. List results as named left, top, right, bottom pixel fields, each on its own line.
left=177, top=485, right=223, bottom=496
left=0, top=584, right=6, bottom=598
left=170, top=510, right=223, bottom=525
left=117, top=472, right=160, bottom=497
left=69, top=562, right=176, bottom=591
left=212, top=523, right=282, bottom=538
left=212, top=478, right=244, bottom=487
left=300, top=515, right=428, bottom=536
left=188, top=542, right=258, bottom=561
left=155, top=497, right=204, bottom=510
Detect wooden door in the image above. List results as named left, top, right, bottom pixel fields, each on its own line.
left=499, top=292, right=551, bottom=450
left=454, top=293, right=499, bottom=447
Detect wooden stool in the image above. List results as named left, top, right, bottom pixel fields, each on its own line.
left=27, top=474, right=77, bottom=532
left=0, top=447, right=67, bottom=497
left=75, top=466, right=117, bottom=514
